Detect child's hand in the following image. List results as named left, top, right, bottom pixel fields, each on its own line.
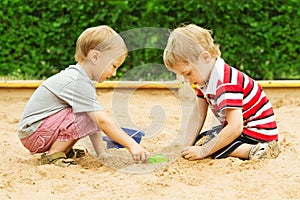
left=181, top=146, right=205, bottom=160
left=129, top=144, right=151, bottom=163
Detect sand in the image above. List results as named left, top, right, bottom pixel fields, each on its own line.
left=0, top=86, right=299, bottom=200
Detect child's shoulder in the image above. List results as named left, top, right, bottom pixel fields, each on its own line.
left=43, top=64, right=85, bottom=87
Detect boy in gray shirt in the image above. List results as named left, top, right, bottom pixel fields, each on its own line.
left=18, top=25, right=150, bottom=167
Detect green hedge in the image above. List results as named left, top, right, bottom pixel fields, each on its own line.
left=1, top=0, right=299, bottom=80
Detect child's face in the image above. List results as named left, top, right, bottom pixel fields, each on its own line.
left=98, top=54, right=126, bottom=82
left=167, top=52, right=214, bottom=85
left=87, top=47, right=126, bottom=83
left=170, top=64, right=202, bottom=84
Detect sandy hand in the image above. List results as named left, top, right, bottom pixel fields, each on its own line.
left=129, top=144, right=151, bottom=163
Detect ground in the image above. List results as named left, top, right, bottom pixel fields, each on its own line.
left=0, top=86, right=299, bottom=200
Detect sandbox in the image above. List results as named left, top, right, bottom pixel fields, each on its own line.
left=0, top=80, right=299, bottom=199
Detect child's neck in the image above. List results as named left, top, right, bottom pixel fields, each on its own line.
left=199, top=57, right=216, bottom=86
left=78, top=61, right=94, bottom=80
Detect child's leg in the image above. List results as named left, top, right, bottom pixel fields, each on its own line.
left=222, top=140, right=280, bottom=160
left=20, top=108, right=74, bottom=154
left=21, top=108, right=94, bottom=152
left=47, top=139, right=78, bottom=155
left=46, top=111, right=99, bottom=157
left=228, top=143, right=252, bottom=159
left=210, top=134, right=280, bottom=160
left=89, top=132, right=106, bottom=156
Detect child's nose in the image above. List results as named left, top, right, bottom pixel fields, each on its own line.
left=112, top=69, right=117, bottom=76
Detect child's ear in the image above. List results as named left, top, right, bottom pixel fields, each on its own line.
left=199, top=51, right=211, bottom=63
left=87, top=50, right=100, bottom=64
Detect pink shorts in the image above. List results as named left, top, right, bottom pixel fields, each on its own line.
left=20, top=107, right=100, bottom=154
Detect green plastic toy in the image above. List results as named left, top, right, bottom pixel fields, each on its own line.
left=149, top=153, right=169, bottom=164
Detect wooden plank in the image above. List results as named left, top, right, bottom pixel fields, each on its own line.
left=0, top=80, right=299, bottom=89
left=0, top=80, right=182, bottom=89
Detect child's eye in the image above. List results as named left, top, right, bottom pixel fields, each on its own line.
left=186, top=72, right=191, bottom=76
left=113, top=65, right=117, bottom=69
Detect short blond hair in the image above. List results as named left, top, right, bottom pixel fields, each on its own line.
left=163, top=24, right=221, bottom=68
left=75, top=25, right=127, bottom=63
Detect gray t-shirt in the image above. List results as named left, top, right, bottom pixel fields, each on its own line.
left=18, top=64, right=103, bottom=138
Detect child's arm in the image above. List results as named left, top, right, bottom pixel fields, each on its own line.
left=184, top=98, right=208, bottom=146
left=201, top=108, right=243, bottom=156
left=182, top=108, right=243, bottom=160
left=87, top=110, right=150, bottom=162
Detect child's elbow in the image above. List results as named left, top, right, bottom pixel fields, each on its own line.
left=228, top=122, right=243, bottom=137
left=97, top=116, right=111, bottom=127
left=234, top=123, right=244, bottom=136
left=90, top=111, right=111, bottom=128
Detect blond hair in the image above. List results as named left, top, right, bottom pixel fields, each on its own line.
left=75, top=25, right=127, bottom=63
left=163, top=24, right=221, bottom=68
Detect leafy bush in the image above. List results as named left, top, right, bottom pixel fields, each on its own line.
left=0, top=0, right=299, bottom=80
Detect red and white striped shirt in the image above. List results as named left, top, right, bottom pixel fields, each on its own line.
left=197, top=57, right=278, bottom=141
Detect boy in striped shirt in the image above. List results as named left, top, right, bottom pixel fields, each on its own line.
left=163, top=24, right=280, bottom=160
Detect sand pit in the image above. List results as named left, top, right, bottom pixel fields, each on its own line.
left=0, top=83, right=299, bottom=199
